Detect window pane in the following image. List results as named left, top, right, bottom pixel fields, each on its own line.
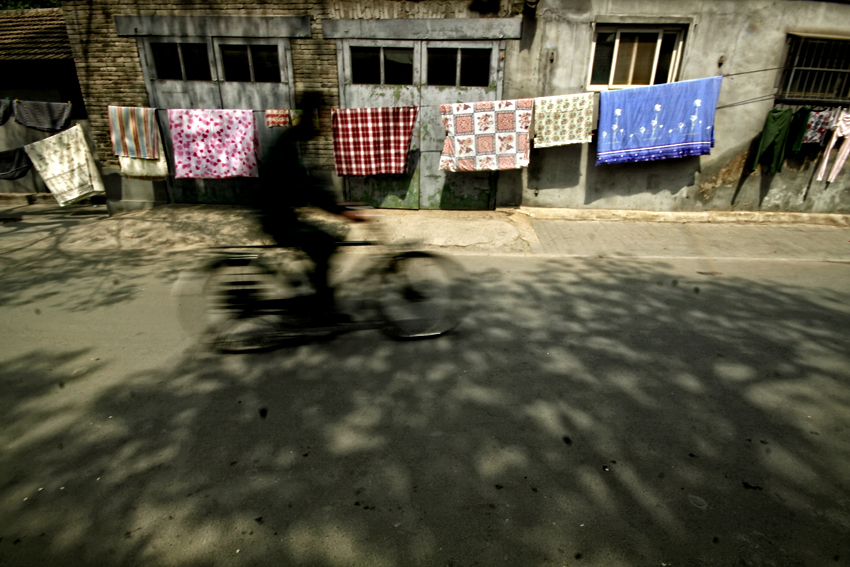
left=251, top=45, right=281, bottom=83
left=460, top=48, right=491, bottom=87
left=351, top=47, right=380, bottom=84
left=653, top=33, right=678, bottom=85
left=181, top=43, right=212, bottom=81
left=384, top=48, right=414, bottom=85
left=427, top=48, right=457, bottom=86
left=612, top=32, right=658, bottom=85
left=612, top=34, right=635, bottom=85
left=221, top=45, right=251, bottom=82
left=151, top=42, right=182, bottom=80
left=632, top=33, right=659, bottom=85
left=590, top=33, right=615, bottom=85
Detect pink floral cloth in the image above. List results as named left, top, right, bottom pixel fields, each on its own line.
left=168, top=109, right=259, bottom=179
left=439, top=99, right=532, bottom=172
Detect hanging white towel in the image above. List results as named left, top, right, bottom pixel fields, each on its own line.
left=119, top=152, right=169, bottom=178
left=24, top=124, right=105, bottom=206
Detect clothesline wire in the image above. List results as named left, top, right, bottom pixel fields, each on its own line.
left=721, top=67, right=784, bottom=78
left=716, top=94, right=777, bottom=110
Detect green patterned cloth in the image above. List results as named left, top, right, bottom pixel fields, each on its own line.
left=532, top=93, right=594, bottom=148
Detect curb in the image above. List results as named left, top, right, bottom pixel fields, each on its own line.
left=0, top=193, right=57, bottom=206
left=509, top=207, right=850, bottom=227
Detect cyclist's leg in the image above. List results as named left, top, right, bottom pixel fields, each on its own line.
left=292, top=226, right=338, bottom=314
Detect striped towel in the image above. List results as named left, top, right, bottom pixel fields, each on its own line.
left=265, top=109, right=291, bottom=128
left=108, top=106, right=160, bottom=159
left=331, top=107, right=418, bottom=176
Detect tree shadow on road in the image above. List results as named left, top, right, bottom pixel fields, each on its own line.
left=1, top=257, right=849, bottom=567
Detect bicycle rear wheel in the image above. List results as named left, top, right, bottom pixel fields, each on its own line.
left=378, top=251, right=466, bottom=339
left=200, top=256, right=292, bottom=352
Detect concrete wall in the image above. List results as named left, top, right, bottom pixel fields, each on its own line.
left=502, top=0, right=850, bottom=213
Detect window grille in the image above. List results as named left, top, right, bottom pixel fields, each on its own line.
left=779, top=35, right=850, bottom=104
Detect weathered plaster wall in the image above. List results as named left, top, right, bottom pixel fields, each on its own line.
left=503, top=0, right=850, bottom=212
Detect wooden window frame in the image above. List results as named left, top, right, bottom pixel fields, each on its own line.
left=143, top=36, right=217, bottom=82
left=587, top=26, right=684, bottom=91
left=422, top=40, right=499, bottom=88
left=344, top=39, right=419, bottom=86
left=212, top=37, right=291, bottom=85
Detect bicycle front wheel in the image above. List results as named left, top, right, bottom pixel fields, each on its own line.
left=378, top=251, right=466, bottom=339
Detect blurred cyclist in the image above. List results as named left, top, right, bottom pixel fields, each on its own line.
left=255, top=91, right=364, bottom=321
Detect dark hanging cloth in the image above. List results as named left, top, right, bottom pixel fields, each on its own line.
left=0, top=99, right=11, bottom=126
left=13, top=100, right=72, bottom=132
left=0, top=147, right=33, bottom=180
left=787, top=107, right=811, bottom=153
left=752, top=107, right=793, bottom=174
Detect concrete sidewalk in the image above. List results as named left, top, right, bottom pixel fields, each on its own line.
left=1, top=202, right=848, bottom=261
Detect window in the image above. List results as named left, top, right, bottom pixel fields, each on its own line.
left=351, top=46, right=414, bottom=85
left=427, top=47, right=492, bottom=87
left=588, top=26, right=685, bottom=90
left=220, top=44, right=281, bottom=83
left=779, top=35, right=850, bottom=104
left=150, top=42, right=212, bottom=81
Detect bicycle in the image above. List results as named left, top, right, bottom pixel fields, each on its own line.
left=172, top=212, right=468, bottom=353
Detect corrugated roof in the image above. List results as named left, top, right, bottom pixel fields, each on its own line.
left=0, top=8, right=72, bottom=60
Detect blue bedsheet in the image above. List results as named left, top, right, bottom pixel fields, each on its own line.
left=596, top=77, right=723, bottom=165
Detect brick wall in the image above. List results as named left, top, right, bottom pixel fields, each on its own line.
left=60, top=1, right=343, bottom=170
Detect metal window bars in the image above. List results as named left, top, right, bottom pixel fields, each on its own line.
left=779, top=35, right=850, bottom=105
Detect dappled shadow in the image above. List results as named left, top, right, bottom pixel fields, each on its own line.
left=0, top=245, right=183, bottom=312
left=0, top=206, right=189, bottom=312
left=1, top=256, right=850, bottom=566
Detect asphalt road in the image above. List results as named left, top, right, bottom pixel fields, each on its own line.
left=1, top=247, right=849, bottom=567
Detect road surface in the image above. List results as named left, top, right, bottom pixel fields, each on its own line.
left=1, top=246, right=849, bottom=567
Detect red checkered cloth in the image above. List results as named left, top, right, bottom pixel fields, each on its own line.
left=332, top=106, right=418, bottom=176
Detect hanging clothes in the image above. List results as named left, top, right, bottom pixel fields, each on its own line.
left=439, top=99, right=533, bottom=172
left=787, top=107, right=811, bottom=153
left=265, top=109, right=291, bottom=128
left=827, top=108, right=845, bottom=130
left=751, top=107, right=793, bottom=174
left=596, top=76, right=723, bottom=165
left=532, top=92, right=594, bottom=148
left=119, top=152, right=169, bottom=179
left=331, top=106, right=418, bottom=176
left=802, top=109, right=836, bottom=145
left=0, top=147, right=33, bottom=180
left=167, top=109, right=259, bottom=179
left=816, top=110, right=850, bottom=183
left=0, top=99, right=11, bottom=126
left=107, top=106, right=160, bottom=159
left=24, top=124, right=105, bottom=206
left=13, top=100, right=72, bottom=132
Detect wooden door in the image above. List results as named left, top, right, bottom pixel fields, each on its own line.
left=339, top=40, right=422, bottom=209
left=336, top=39, right=503, bottom=210
left=417, top=41, right=503, bottom=210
